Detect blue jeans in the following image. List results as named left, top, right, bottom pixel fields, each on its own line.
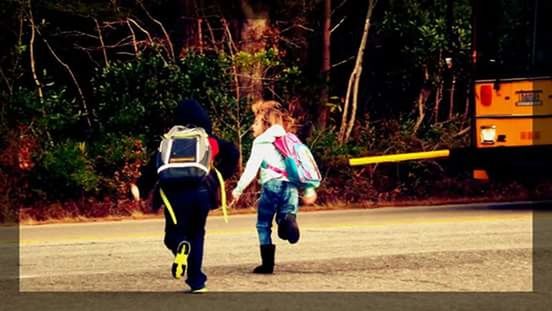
left=257, top=179, right=299, bottom=245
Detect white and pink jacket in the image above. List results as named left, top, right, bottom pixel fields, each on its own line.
left=232, top=125, right=289, bottom=195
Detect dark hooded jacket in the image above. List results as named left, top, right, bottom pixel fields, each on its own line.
left=136, top=99, right=239, bottom=210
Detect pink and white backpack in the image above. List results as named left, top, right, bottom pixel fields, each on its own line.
left=270, top=133, right=322, bottom=189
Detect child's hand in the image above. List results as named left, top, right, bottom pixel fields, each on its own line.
left=130, top=183, right=140, bottom=201
left=231, top=188, right=241, bottom=202
left=302, top=187, right=317, bottom=205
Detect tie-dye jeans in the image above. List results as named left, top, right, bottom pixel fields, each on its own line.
left=256, top=179, right=299, bottom=245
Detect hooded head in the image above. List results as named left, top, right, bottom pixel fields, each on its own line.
left=174, top=99, right=212, bottom=135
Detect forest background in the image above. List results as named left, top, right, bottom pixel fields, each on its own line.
left=1, top=0, right=548, bottom=223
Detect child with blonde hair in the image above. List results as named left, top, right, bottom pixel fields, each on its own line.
left=231, top=105, right=301, bottom=274
left=251, top=99, right=281, bottom=115
left=252, top=99, right=297, bottom=133
left=251, top=100, right=317, bottom=204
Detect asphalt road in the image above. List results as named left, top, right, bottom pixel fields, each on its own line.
left=18, top=202, right=537, bottom=292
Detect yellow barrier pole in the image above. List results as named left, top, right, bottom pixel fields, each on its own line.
left=349, top=149, right=450, bottom=166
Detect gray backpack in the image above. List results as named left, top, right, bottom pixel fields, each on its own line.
left=156, top=125, right=212, bottom=185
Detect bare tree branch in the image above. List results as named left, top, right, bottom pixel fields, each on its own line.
left=25, top=0, right=55, bottom=146
left=454, top=126, right=470, bottom=138
left=127, top=18, right=153, bottom=44
left=99, top=36, right=134, bottom=50
left=40, top=35, right=92, bottom=128
left=137, top=0, right=175, bottom=61
left=295, top=24, right=315, bottom=32
left=221, top=17, right=238, bottom=53
left=331, top=16, right=347, bottom=33
left=412, top=87, right=430, bottom=135
left=10, top=10, right=25, bottom=86
left=340, top=0, right=378, bottom=144
left=331, top=0, right=349, bottom=16
left=331, top=55, right=355, bottom=68
left=204, top=18, right=223, bottom=51
left=448, top=74, right=456, bottom=120
left=126, top=19, right=139, bottom=56
left=73, top=45, right=101, bottom=67
left=197, top=17, right=204, bottom=53
left=115, top=52, right=137, bottom=56
left=50, top=30, right=98, bottom=40
left=338, top=67, right=355, bottom=142
left=93, top=18, right=109, bottom=67
left=0, top=66, right=12, bottom=95
left=27, top=3, right=43, bottom=100
left=279, top=36, right=301, bottom=48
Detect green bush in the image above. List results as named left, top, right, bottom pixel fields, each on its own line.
left=92, top=52, right=185, bottom=145
left=33, top=141, right=99, bottom=199
left=89, top=134, right=145, bottom=173
left=178, top=52, right=238, bottom=141
left=9, top=86, right=82, bottom=140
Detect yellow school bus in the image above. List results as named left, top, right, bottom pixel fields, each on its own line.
left=474, top=78, right=552, bottom=148
left=350, top=0, right=552, bottom=180
left=470, top=0, right=552, bottom=178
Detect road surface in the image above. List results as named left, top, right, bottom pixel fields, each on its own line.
left=19, top=202, right=536, bottom=292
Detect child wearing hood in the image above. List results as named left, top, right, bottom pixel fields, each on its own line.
left=231, top=106, right=300, bottom=274
left=131, top=99, right=239, bottom=293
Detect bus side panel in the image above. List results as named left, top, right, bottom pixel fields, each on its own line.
left=474, top=78, right=552, bottom=148
left=475, top=117, right=552, bottom=148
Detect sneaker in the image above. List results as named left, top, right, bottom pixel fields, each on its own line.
left=283, top=214, right=300, bottom=244
left=190, top=287, right=208, bottom=294
left=171, top=241, right=191, bottom=279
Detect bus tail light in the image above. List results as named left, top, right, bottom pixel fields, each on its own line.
left=480, top=125, right=497, bottom=144
left=480, top=85, right=493, bottom=106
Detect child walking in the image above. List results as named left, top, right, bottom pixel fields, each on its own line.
left=251, top=100, right=317, bottom=205
left=231, top=106, right=301, bottom=274
left=131, top=99, right=239, bottom=292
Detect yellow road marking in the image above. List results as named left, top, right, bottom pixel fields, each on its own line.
left=17, top=213, right=531, bottom=246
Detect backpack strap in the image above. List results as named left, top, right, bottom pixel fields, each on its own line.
left=159, top=171, right=229, bottom=225
left=264, top=163, right=288, bottom=177
left=159, top=188, right=178, bottom=225
left=261, top=138, right=289, bottom=177
left=213, top=167, right=229, bottom=223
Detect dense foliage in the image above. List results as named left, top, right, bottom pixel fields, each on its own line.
left=3, top=0, right=542, bottom=222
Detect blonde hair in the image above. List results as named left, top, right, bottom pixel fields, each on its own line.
left=255, top=107, right=285, bottom=133
left=252, top=100, right=281, bottom=115
left=252, top=100, right=296, bottom=133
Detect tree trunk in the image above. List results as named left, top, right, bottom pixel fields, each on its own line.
left=176, top=0, right=198, bottom=57
left=413, top=87, right=430, bottom=136
left=338, top=0, right=378, bottom=144
left=413, top=64, right=431, bottom=135
left=317, top=0, right=331, bottom=130
left=463, top=87, right=470, bottom=122
left=448, top=74, right=456, bottom=120
left=239, top=0, right=270, bottom=103
left=433, top=50, right=443, bottom=124
left=433, top=80, right=443, bottom=123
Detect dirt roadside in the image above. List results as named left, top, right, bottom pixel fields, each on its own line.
left=17, top=193, right=544, bottom=226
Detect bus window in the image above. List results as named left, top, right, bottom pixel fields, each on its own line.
left=474, top=0, right=552, bottom=79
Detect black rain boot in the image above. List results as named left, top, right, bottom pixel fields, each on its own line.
left=253, top=244, right=275, bottom=274
left=277, top=220, right=288, bottom=241
left=281, top=213, right=300, bottom=244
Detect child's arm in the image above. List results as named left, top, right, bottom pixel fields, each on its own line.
left=131, top=151, right=158, bottom=200
left=214, top=138, right=240, bottom=179
left=232, top=142, right=266, bottom=199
